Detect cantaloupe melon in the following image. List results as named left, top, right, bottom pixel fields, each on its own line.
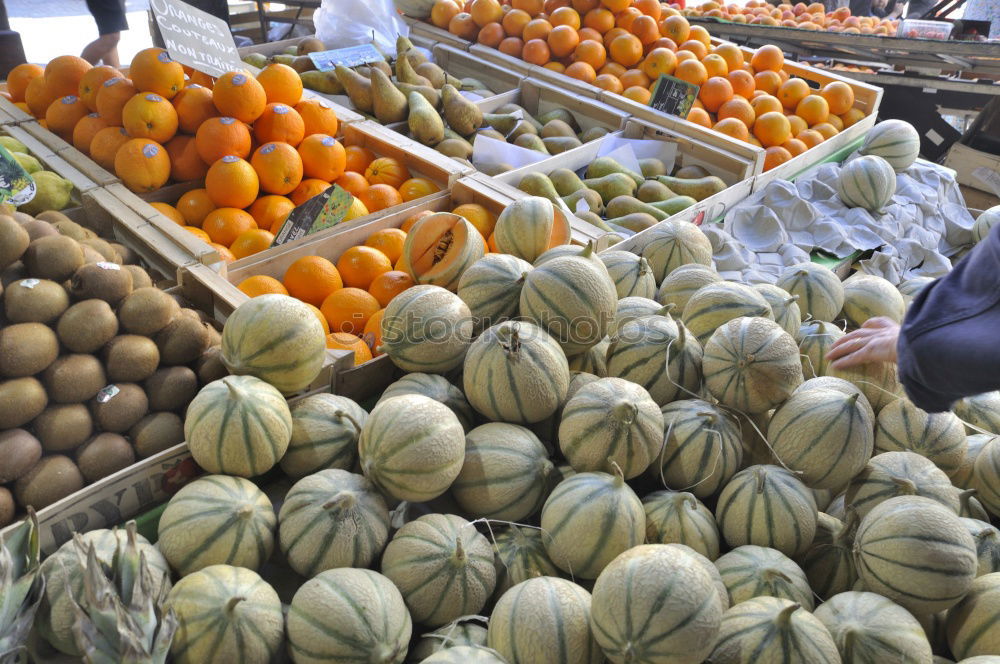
left=487, top=577, right=602, bottom=664
left=947, top=573, right=1000, bottom=660
left=954, top=393, right=1000, bottom=436
left=682, top=282, right=773, bottom=345
left=380, top=285, right=473, bottom=374
left=974, top=207, right=1000, bottom=244
left=519, top=248, right=618, bottom=355
left=714, top=544, right=814, bottom=609
left=797, top=512, right=858, bottom=600
left=847, top=450, right=959, bottom=519
left=708, top=596, right=841, bottom=664
left=828, top=493, right=848, bottom=520
left=463, top=320, right=570, bottom=424
left=798, top=320, right=845, bottom=379
left=703, top=317, right=803, bottom=414
left=381, top=513, right=496, bottom=627
left=830, top=359, right=903, bottom=414
left=535, top=243, right=603, bottom=266
left=567, top=337, right=609, bottom=377
left=735, top=410, right=778, bottom=468
left=378, top=372, right=476, bottom=432
left=167, top=565, right=284, bottom=664
left=962, top=518, right=1000, bottom=576
left=860, top=119, right=921, bottom=171
left=855, top=496, right=977, bottom=615
left=876, top=398, right=967, bottom=477
left=655, top=399, right=742, bottom=498
left=639, top=219, right=714, bottom=283
left=158, top=475, right=276, bottom=576
left=358, top=394, right=465, bottom=502
left=451, top=422, right=555, bottom=521
left=814, top=591, right=934, bottom=664
left=666, top=542, right=731, bottom=610
left=540, top=470, right=645, bottom=579
left=973, top=436, right=1000, bottom=517
left=656, top=263, right=723, bottom=312
left=419, top=646, right=508, bottom=663
left=899, top=276, right=935, bottom=305
left=600, top=250, right=657, bottom=299
left=610, top=296, right=661, bottom=335
left=644, top=490, right=721, bottom=560
left=754, top=284, right=801, bottom=338
left=402, top=212, right=486, bottom=291
left=606, top=312, right=703, bottom=406
left=838, top=155, right=897, bottom=212
left=591, top=544, right=724, bottom=664
left=959, top=488, right=991, bottom=522
left=715, top=464, right=818, bottom=557
left=458, top=253, right=533, bottom=333
left=918, top=611, right=951, bottom=658
left=287, top=568, right=412, bottom=664
left=775, top=262, right=845, bottom=322
left=492, top=525, right=561, bottom=598
left=221, top=294, right=327, bottom=395
left=278, top=469, right=390, bottom=577
left=842, top=274, right=906, bottom=326
left=558, top=377, right=663, bottom=478
left=493, top=196, right=572, bottom=264
left=410, top=619, right=489, bottom=662
left=794, top=376, right=876, bottom=422
left=185, top=375, right=292, bottom=477
left=767, top=387, right=874, bottom=490
left=280, top=393, right=367, bottom=478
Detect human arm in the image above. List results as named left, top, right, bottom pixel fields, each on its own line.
left=827, top=317, right=899, bottom=368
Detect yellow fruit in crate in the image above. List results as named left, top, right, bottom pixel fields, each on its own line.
left=344, top=196, right=369, bottom=222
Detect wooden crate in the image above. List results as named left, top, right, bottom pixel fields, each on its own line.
left=1, top=123, right=100, bottom=200
left=17, top=121, right=121, bottom=187
left=0, top=94, right=34, bottom=125
left=428, top=44, right=524, bottom=99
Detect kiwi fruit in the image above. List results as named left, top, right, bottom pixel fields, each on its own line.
left=35, top=210, right=74, bottom=225
left=57, top=299, right=119, bottom=353
left=14, top=455, right=85, bottom=510
left=1, top=262, right=25, bottom=288
left=103, top=335, right=160, bottom=382
left=80, top=237, right=120, bottom=263
left=0, top=487, right=13, bottom=528
left=0, top=377, right=47, bottom=428
left=20, top=220, right=59, bottom=242
left=33, top=403, right=93, bottom=452
left=130, top=411, right=184, bottom=458
left=80, top=245, right=106, bottom=265
left=155, top=313, right=210, bottom=365
left=11, top=211, right=34, bottom=224
left=196, top=346, right=228, bottom=384
left=0, top=428, right=43, bottom=483
left=43, top=354, right=107, bottom=403
left=90, top=382, right=148, bottom=433
left=204, top=322, right=222, bottom=347
left=144, top=366, right=198, bottom=412
left=111, top=242, right=139, bottom=265
left=49, top=219, right=91, bottom=241
left=0, top=215, right=30, bottom=270
left=76, top=433, right=135, bottom=482
left=70, top=262, right=133, bottom=304
left=4, top=278, right=70, bottom=323
left=0, top=322, right=59, bottom=377
left=118, top=287, right=180, bottom=336
left=22, top=235, right=84, bottom=282
left=123, top=264, right=152, bottom=289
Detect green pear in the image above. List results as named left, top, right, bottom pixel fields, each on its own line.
left=483, top=113, right=518, bottom=135
left=479, top=162, right=513, bottom=175
left=396, top=35, right=415, bottom=56
left=582, top=173, right=636, bottom=205
left=477, top=128, right=507, bottom=142
left=549, top=168, right=586, bottom=196
left=580, top=126, right=609, bottom=142
left=396, top=82, right=440, bottom=108
left=408, top=91, right=444, bottom=147
left=282, top=46, right=298, bottom=56
left=575, top=210, right=615, bottom=232
left=371, top=69, right=408, bottom=124
left=462, top=78, right=490, bottom=91
left=369, top=60, right=393, bottom=77
left=396, top=53, right=430, bottom=86
left=335, top=66, right=373, bottom=113
left=415, top=61, right=447, bottom=88
left=542, top=136, right=582, bottom=154
left=655, top=175, right=727, bottom=201
left=637, top=180, right=675, bottom=203
left=606, top=212, right=660, bottom=232
left=562, top=189, right=604, bottom=215
left=513, top=134, right=548, bottom=153
left=297, top=37, right=325, bottom=55
left=12, top=152, right=42, bottom=174
left=506, top=119, right=537, bottom=141
left=405, top=50, right=428, bottom=69
left=300, top=71, right=344, bottom=95
left=541, top=119, right=576, bottom=139
left=649, top=196, right=698, bottom=215
left=443, top=127, right=466, bottom=142
left=442, top=84, right=483, bottom=136
left=537, top=109, right=578, bottom=131
left=242, top=53, right=268, bottom=68
left=587, top=157, right=644, bottom=187
left=272, top=54, right=296, bottom=67
left=673, top=164, right=710, bottom=179
left=436, top=138, right=473, bottom=160
left=19, top=171, right=74, bottom=216
left=605, top=195, right=667, bottom=221
left=0, top=137, right=28, bottom=154
left=518, top=172, right=560, bottom=203
left=639, top=158, right=668, bottom=178
left=291, top=56, right=316, bottom=73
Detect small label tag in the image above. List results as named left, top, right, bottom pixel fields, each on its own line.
left=272, top=184, right=355, bottom=245
left=649, top=74, right=700, bottom=118
left=309, top=44, right=384, bottom=71
left=18, top=279, right=39, bottom=289
left=96, top=261, right=121, bottom=270
left=0, top=144, right=36, bottom=206
left=96, top=385, right=120, bottom=403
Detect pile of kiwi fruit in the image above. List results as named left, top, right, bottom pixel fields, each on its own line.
left=0, top=208, right=227, bottom=528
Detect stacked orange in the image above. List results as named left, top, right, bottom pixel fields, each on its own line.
left=684, top=1, right=898, bottom=35
left=234, top=201, right=498, bottom=365
left=5, top=50, right=442, bottom=262
left=426, top=1, right=867, bottom=171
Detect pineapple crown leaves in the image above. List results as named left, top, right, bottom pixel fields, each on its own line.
left=66, top=521, right=177, bottom=664
left=0, top=509, right=43, bottom=664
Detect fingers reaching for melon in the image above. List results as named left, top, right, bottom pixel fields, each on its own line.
left=826, top=316, right=900, bottom=369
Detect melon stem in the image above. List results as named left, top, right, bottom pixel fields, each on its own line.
left=610, top=461, right=626, bottom=485
left=959, top=488, right=978, bottom=513
left=225, top=379, right=240, bottom=399
left=754, top=467, right=766, bottom=494
left=236, top=504, right=254, bottom=519
left=613, top=402, right=638, bottom=426
left=890, top=477, right=917, bottom=494
left=323, top=492, right=356, bottom=511
left=657, top=303, right=676, bottom=317
left=844, top=628, right=857, bottom=662
left=763, top=568, right=791, bottom=583
left=775, top=603, right=799, bottom=628
left=225, top=596, right=246, bottom=613
left=336, top=410, right=363, bottom=434
left=579, top=241, right=594, bottom=259
left=454, top=536, right=467, bottom=564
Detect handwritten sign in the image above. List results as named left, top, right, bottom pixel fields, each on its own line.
left=0, top=145, right=36, bottom=206
left=273, top=184, right=354, bottom=245
left=649, top=74, right=700, bottom=118
left=150, top=0, right=243, bottom=77
left=309, top=44, right=385, bottom=72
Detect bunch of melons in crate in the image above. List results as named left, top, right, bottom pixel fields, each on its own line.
left=0, top=134, right=76, bottom=215
left=0, top=208, right=228, bottom=529
left=17, top=192, right=1000, bottom=663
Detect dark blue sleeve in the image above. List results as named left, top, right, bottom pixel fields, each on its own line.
left=896, top=222, right=1000, bottom=413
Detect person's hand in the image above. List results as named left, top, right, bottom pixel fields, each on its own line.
left=825, top=317, right=900, bottom=369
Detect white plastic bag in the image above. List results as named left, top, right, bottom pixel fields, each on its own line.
left=314, top=0, right=408, bottom=57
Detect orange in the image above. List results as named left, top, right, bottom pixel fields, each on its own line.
left=337, top=246, right=393, bottom=290
left=448, top=13, right=480, bottom=40
left=176, top=188, right=216, bottom=226
left=595, top=73, right=625, bottom=94
left=550, top=6, right=581, bottom=28
left=548, top=25, right=580, bottom=57
left=401, top=210, right=433, bottom=232
left=362, top=308, right=385, bottom=355
left=675, top=59, right=708, bottom=86
left=679, top=39, right=708, bottom=59
left=114, top=138, right=170, bottom=193
left=291, top=178, right=333, bottom=205
left=364, top=228, right=407, bottom=264
left=344, top=145, right=376, bottom=173
left=763, top=145, right=793, bottom=171
left=543, top=62, right=566, bottom=74
left=205, top=156, right=260, bottom=208
left=750, top=94, right=783, bottom=116
left=326, top=332, right=373, bottom=365
left=185, top=226, right=212, bottom=243
left=751, top=44, right=784, bottom=72
left=24, top=76, right=56, bottom=118
left=165, top=134, right=209, bottom=181
left=712, top=43, right=745, bottom=72
left=560, top=61, right=593, bottom=84
left=787, top=113, right=808, bottom=136
left=523, top=39, right=552, bottom=65
left=687, top=107, right=712, bottom=128
left=811, top=122, right=839, bottom=140
left=89, top=126, right=130, bottom=171
left=129, top=48, right=184, bottom=99
left=821, top=81, right=855, bottom=116
left=368, top=271, right=415, bottom=308
left=523, top=18, right=554, bottom=41
left=701, top=54, right=729, bottom=79
left=478, top=23, right=506, bottom=48
left=44, top=95, right=90, bottom=139
left=211, top=243, right=237, bottom=264
left=212, top=71, right=267, bottom=124
left=335, top=172, right=369, bottom=198
left=602, top=27, right=629, bottom=49
left=77, top=65, right=121, bottom=111
left=296, top=134, right=347, bottom=182
left=635, top=0, right=662, bottom=18
left=94, top=77, right=137, bottom=125
left=727, top=69, right=755, bottom=98
left=795, top=94, right=829, bottom=126
left=431, top=0, right=462, bottom=28
left=717, top=97, right=755, bottom=127
left=251, top=142, right=304, bottom=196
left=358, top=184, right=404, bottom=213
left=797, top=128, right=824, bottom=148
left=599, top=62, right=627, bottom=78
left=699, top=76, right=733, bottom=113
left=229, top=228, right=274, bottom=258
left=365, top=157, right=410, bottom=189
left=499, top=37, right=526, bottom=57
left=248, top=195, right=295, bottom=232
left=601, top=0, right=631, bottom=10
left=753, top=111, right=792, bottom=147
left=753, top=70, right=782, bottom=95
left=777, top=78, right=810, bottom=110
left=623, top=86, right=652, bottom=104
left=452, top=203, right=497, bottom=238
left=195, top=116, right=252, bottom=164
left=295, top=98, right=339, bottom=138
left=203, top=208, right=257, bottom=246
left=616, top=7, right=642, bottom=31
left=620, top=69, right=651, bottom=90
left=172, top=85, right=217, bottom=134
left=6, top=63, right=44, bottom=104
left=122, top=92, right=179, bottom=144
left=306, top=303, right=331, bottom=335
left=470, top=0, right=504, bottom=26
left=609, top=34, right=643, bottom=67
left=826, top=113, right=844, bottom=131
left=641, top=48, right=677, bottom=80
left=254, top=103, right=305, bottom=146
left=572, top=0, right=599, bottom=11
left=44, top=55, right=92, bottom=99
left=630, top=15, right=661, bottom=46
left=584, top=7, right=615, bottom=33
left=256, top=63, right=303, bottom=106
left=840, top=107, right=866, bottom=129
left=575, top=40, right=607, bottom=69
left=502, top=8, right=532, bottom=36
left=321, top=287, right=381, bottom=334
left=660, top=15, right=691, bottom=44
left=714, top=117, right=749, bottom=141
left=72, top=113, right=110, bottom=154
left=398, top=177, right=441, bottom=201
left=238, top=275, right=288, bottom=297
left=689, top=25, right=712, bottom=48
left=150, top=201, right=185, bottom=225
left=188, top=71, right=215, bottom=87
left=782, top=138, right=807, bottom=156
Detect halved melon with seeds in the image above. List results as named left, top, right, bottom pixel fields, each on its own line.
left=402, top=212, right=486, bottom=291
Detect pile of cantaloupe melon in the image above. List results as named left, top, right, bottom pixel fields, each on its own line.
left=26, top=197, right=1000, bottom=663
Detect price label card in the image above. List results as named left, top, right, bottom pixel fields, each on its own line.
left=649, top=74, right=700, bottom=118
left=0, top=145, right=36, bottom=206
left=273, top=184, right=354, bottom=246
left=972, top=166, right=1000, bottom=198
left=150, top=0, right=243, bottom=77
left=309, top=44, right=385, bottom=72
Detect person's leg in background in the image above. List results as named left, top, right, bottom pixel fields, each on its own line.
left=81, top=32, right=121, bottom=66
left=81, top=0, right=127, bottom=66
